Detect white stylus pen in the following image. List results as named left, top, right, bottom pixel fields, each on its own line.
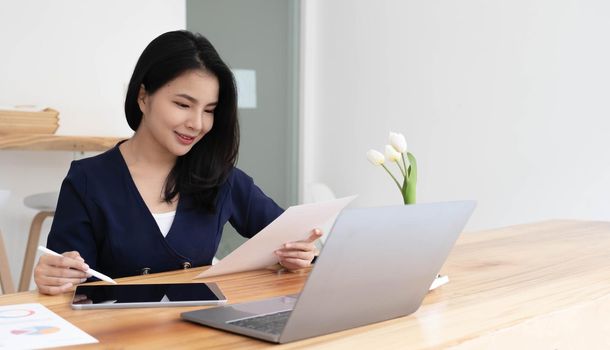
left=37, top=245, right=117, bottom=284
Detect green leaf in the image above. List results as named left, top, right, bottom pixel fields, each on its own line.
left=405, top=152, right=417, bottom=204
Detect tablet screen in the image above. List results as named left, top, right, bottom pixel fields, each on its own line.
left=72, top=283, right=226, bottom=309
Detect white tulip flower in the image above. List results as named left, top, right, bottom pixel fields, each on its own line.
left=389, top=132, right=407, bottom=153
left=367, top=130, right=417, bottom=205
left=385, top=144, right=401, bottom=163
left=366, top=149, right=385, bottom=165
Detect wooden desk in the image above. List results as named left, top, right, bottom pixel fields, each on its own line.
left=1, top=220, right=610, bottom=349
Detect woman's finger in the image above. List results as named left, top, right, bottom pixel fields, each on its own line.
left=276, top=250, right=314, bottom=261
left=35, top=261, right=88, bottom=280
left=62, top=251, right=85, bottom=262
left=43, top=265, right=88, bottom=279
left=40, top=253, right=89, bottom=272
left=302, top=228, right=323, bottom=243
left=279, top=257, right=311, bottom=269
left=281, top=241, right=316, bottom=252
left=36, top=274, right=87, bottom=287
left=279, top=229, right=322, bottom=252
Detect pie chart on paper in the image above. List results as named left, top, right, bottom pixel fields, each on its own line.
left=11, top=326, right=61, bottom=335
left=0, top=308, right=35, bottom=318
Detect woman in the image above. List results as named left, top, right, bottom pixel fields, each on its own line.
left=34, top=30, right=320, bottom=295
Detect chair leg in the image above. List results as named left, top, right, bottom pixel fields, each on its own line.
left=18, top=211, right=54, bottom=292
left=0, top=229, right=15, bottom=294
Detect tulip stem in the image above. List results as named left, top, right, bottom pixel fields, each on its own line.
left=395, top=159, right=406, bottom=177
left=401, top=153, right=409, bottom=180
left=381, top=164, right=402, bottom=192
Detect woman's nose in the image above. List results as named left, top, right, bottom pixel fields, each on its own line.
left=185, top=111, right=203, bottom=131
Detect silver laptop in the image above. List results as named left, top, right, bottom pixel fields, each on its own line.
left=182, top=200, right=476, bottom=343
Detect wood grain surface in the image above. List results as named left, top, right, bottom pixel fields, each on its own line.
left=1, top=220, right=609, bottom=349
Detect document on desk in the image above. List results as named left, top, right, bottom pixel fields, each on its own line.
left=0, top=303, right=97, bottom=349
left=195, top=195, right=357, bottom=279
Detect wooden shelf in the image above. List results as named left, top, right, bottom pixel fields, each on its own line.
left=0, top=134, right=127, bottom=152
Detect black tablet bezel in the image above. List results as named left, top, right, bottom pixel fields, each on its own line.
left=71, top=283, right=227, bottom=309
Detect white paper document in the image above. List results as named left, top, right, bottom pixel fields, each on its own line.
left=195, top=195, right=357, bottom=279
left=0, top=303, right=98, bottom=349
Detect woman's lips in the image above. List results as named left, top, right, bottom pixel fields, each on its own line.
left=175, top=131, right=196, bottom=145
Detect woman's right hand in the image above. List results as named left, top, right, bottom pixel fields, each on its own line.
left=34, top=251, right=90, bottom=295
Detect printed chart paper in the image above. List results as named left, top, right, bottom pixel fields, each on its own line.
left=195, top=195, right=357, bottom=279
left=0, top=303, right=97, bottom=349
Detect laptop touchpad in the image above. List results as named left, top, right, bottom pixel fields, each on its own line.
left=230, top=295, right=297, bottom=316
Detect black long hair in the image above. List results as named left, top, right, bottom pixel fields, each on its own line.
left=124, top=30, right=239, bottom=212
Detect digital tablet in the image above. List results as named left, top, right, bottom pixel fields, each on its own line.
left=71, top=283, right=227, bottom=309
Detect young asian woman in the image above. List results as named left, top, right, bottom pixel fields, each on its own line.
left=34, top=30, right=321, bottom=295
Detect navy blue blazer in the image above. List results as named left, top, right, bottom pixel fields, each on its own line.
left=47, top=144, right=284, bottom=278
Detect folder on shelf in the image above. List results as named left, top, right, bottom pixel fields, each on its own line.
left=0, top=106, right=59, bottom=135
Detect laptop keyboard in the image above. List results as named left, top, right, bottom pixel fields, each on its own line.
left=227, top=310, right=292, bottom=336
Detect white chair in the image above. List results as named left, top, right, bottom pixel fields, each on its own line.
left=19, top=191, right=58, bottom=291
left=305, top=182, right=338, bottom=245
left=0, top=190, right=15, bottom=294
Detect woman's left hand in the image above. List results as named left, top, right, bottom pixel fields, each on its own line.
left=275, top=228, right=323, bottom=270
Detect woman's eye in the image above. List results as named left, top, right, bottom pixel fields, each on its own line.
left=174, top=102, right=189, bottom=108
left=204, top=110, right=215, bottom=114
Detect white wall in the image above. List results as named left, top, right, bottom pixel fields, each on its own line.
left=301, top=0, right=610, bottom=231
left=0, top=0, right=185, bottom=291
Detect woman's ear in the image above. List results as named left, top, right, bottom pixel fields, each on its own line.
left=137, top=84, right=147, bottom=114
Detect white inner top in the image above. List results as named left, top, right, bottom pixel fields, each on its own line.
left=151, top=211, right=176, bottom=237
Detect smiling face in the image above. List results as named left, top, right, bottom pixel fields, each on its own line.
left=136, top=69, right=219, bottom=157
